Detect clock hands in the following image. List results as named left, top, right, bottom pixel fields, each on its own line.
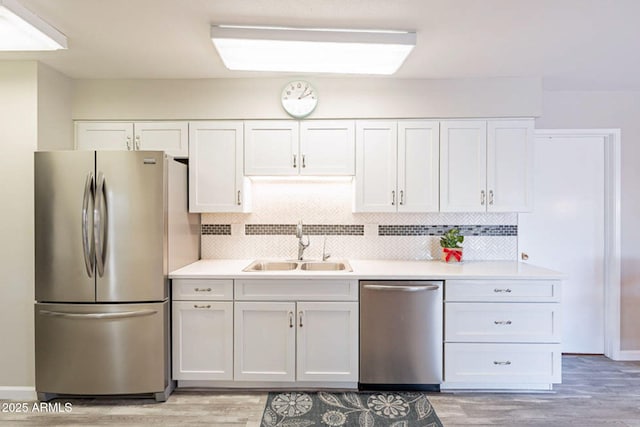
left=298, top=87, right=313, bottom=100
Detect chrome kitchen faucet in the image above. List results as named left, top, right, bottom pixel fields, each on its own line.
left=296, top=220, right=310, bottom=260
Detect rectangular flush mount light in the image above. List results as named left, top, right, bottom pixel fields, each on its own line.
left=0, top=0, right=67, bottom=50
left=211, top=25, right=416, bottom=75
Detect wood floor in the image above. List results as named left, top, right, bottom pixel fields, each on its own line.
left=2, top=355, right=639, bottom=426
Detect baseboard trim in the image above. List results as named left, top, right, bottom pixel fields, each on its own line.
left=611, top=350, right=640, bottom=361
left=0, top=386, right=37, bottom=401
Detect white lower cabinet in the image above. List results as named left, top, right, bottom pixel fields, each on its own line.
left=172, top=278, right=358, bottom=387
left=234, top=301, right=296, bottom=382
left=444, top=343, right=562, bottom=385
left=234, top=299, right=359, bottom=383
left=296, top=301, right=359, bottom=382
left=172, top=301, right=233, bottom=380
left=171, top=279, right=234, bottom=380
left=443, top=279, right=562, bottom=390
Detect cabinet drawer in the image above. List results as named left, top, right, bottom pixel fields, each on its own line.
left=445, top=280, right=560, bottom=302
left=445, top=303, right=561, bottom=343
left=234, top=280, right=358, bottom=301
left=172, top=279, right=233, bottom=301
left=444, top=343, right=562, bottom=384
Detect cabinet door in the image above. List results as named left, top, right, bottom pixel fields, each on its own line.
left=189, top=121, right=246, bottom=212
left=354, top=120, right=398, bottom=212
left=234, top=301, right=296, bottom=382
left=487, top=119, right=534, bottom=212
left=299, top=120, right=355, bottom=175
left=398, top=120, right=440, bottom=212
left=440, top=120, right=487, bottom=212
left=135, top=122, right=189, bottom=158
left=75, top=122, right=133, bottom=151
left=244, top=121, right=299, bottom=175
left=296, top=302, right=359, bottom=382
left=172, top=301, right=233, bottom=381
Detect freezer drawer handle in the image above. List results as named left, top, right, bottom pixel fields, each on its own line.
left=494, top=288, right=512, bottom=293
left=493, top=361, right=512, bottom=366
left=494, top=320, right=513, bottom=325
left=81, top=172, right=95, bottom=278
left=363, top=284, right=440, bottom=292
left=39, top=309, right=157, bottom=320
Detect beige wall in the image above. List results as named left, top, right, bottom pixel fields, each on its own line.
left=37, top=63, right=73, bottom=150
left=71, top=77, right=542, bottom=120
left=0, top=62, right=38, bottom=396
left=537, top=90, right=640, bottom=351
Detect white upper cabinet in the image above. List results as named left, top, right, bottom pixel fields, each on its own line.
left=244, top=121, right=299, bottom=176
left=75, top=121, right=188, bottom=158
left=440, top=119, right=533, bottom=212
left=135, top=122, right=189, bottom=157
left=244, top=120, right=355, bottom=176
left=487, top=120, right=534, bottom=212
left=299, top=121, right=355, bottom=175
left=398, top=120, right=440, bottom=212
left=355, top=121, right=398, bottom=212
left=75, top=122, right=133, bottom=151
left=189, top=121, right=248, bottom=213
left=355, top=120, right=439, bottom=212
left=440, top=120, right=487, bottom=212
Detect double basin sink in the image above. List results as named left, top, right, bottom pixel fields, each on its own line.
left=243, top=259, right=352, bottom=272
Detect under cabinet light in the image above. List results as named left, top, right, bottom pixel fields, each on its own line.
left=0, top=0, right=67, bottom=51
left=210, top=25, right=415, bottom=75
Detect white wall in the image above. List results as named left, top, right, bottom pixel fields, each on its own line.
left=537, top=90, right=640, bottom=351
left=71, top=77, right=640, bottom=353
left=37, top=63, right=73, bottom=150
left=71, top=77, right=542, bottom=120
left=0, top=61, right=38, bottom=398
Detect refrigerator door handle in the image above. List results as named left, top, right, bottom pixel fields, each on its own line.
left=94, top=172, right=108, bottom=277
left=81, top=172, right=95, bottom=278
left=39, top=309, right=157, bottom=320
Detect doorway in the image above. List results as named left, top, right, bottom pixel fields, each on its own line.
left=518, top=129, right=620, bottom=357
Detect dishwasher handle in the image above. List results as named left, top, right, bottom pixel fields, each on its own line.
left=363, top=284, right=440, bottom=292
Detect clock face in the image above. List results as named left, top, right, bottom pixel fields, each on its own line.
left=281, top=81, right=317, bottom=118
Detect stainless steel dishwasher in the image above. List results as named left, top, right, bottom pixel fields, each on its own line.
left=359, top=280, right=443, bottom=391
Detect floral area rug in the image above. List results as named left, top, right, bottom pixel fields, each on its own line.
left=261, top=391, right=443, bottom=427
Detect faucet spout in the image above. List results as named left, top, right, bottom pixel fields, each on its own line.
left=296, top=220, right=310, bottom=260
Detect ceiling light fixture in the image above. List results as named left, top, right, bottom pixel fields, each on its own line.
left=210, top=24, right=416, bottom=75
left=0, top=0, right=67, bottom=51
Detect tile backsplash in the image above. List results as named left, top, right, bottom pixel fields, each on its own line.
left=201, top=179, right=518, bottom=261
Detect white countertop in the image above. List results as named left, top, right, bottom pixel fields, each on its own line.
left=169, top=259, right=565, bottom=280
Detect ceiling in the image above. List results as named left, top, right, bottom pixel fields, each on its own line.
left=2, top=0, right=639, bottom=90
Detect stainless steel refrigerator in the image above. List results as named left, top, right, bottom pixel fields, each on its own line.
left=34, top=150, right=199, bottom=402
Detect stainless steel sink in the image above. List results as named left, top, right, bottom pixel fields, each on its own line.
left=242, top=260, right=352, bottom=272
left=300, top=261, right=352, bottom=271
left=242, top=260, right=299, bottom=271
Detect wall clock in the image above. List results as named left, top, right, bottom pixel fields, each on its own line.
left=281, top=80, right=318, bottom=118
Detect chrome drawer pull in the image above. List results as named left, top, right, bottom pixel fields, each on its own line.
left=494, top=288, right=512, bottom=293
left=494, top=320, right=513, bottom=325
left=493, top=361, right=512, bottom=366
left=193, top=304, right=211, bottom=309
left=194, top=288, right=212, bottom=292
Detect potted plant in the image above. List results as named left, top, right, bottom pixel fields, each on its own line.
left=440, top=228, right=464, bottom=263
